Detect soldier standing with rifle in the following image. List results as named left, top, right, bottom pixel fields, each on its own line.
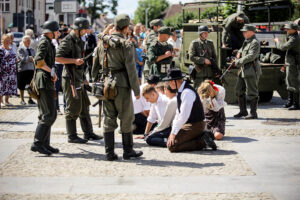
left=93, top=14, right=143, bottom=161
left=189, top=25, right=220, bottom=90
left=233, top=24, right=261, bottom=120
left=148, top=27, right=174, bottom=79
left=56, top=17, right=102, bottom=144
left=143, top=19, right=164, bottom=80
left=30, top=21, right=60, bottom=155
left=274, top=23, right=300, bottom=110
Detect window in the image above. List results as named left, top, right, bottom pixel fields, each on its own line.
left=0, top=0, right=10, bottom=12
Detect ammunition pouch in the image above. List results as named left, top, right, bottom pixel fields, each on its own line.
left=93, top=81, right=105, bottom=100
left=26, top=71, right=39, bottom=100
left=104, top=76, right=118, bottom=100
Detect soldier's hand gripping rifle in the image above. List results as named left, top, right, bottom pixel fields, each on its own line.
left=219, top=61, right=236, bottom=84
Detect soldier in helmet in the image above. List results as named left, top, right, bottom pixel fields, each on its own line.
left=93, top=14, right=143, bottom=161
left=143, top=19, right=164, bottom=80
left=189, top=25, right=218, bottom=89
left=30, top=20, right=60, bottom=155
left=233, top=24, right=261, bottom=120
left=56, top=17, right=102, bottom=144
left=222, top=12, right=249, bottom=50
left=274, top=23, right=300, bottom=110
left=148, top=27, right=174, bottom=79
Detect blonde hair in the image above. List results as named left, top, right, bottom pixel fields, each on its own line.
left=1, top=34, right=10, bottom=44
left=142, top=85, right=157, bottom=96
left=198, top=80, right=218, bottom=99
left=155, top=82, right=165, bottom=93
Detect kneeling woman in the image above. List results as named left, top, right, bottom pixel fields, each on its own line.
left=198, top=80, right=226, bottom=140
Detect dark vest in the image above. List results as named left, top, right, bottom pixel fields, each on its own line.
left=177, top=82, right=204, bottom=123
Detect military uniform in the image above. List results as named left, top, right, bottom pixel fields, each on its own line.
left=148, top=27, right=173, bottom=79
left=275, top=23, right=300, bottom=110
left=143, top=19, right=164, bottom=80
left=31, top=20, right=59, bottom=155
left=189, top=26, right=218, bottom=89
left=56, top=17, right=102, bottom=143
left=234, top=24, right=261, bottom=119
left=222, top=12, right=249, bottom=50
left=93, top=14, right=143, bottom=161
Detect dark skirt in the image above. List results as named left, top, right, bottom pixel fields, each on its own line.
left=17, top=70, right=34, bottom=90
left=205, top=107, right=226, bottom=135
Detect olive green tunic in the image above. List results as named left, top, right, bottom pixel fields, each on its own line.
left=93, top=32, right=140, bottom=133
left=189, top=38, right=217, bottom=89
left=148, top=40, right=173, bottom=79
left=276, top=32, right=300, bottom=93
left=235, top=35, right=261, bottom=100
left=144, top=30, right=158, bottom=79
left=34, top=35, right=57, bottom=126
left=56, top=31, right=91, bottom=120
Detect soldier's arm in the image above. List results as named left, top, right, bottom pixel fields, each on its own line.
left=222, top=21, right=232, bottom=45
left=276, top=37, right=297, bottom=51
left=92, top=46, right=102, bottom=81
left=189, top=41, right=205, bottom=65
left=236, top=41, right=260, bottom=67
left=55, top=38, right=82, bottom=65
left=124, top=43, right=140, bottom=96
left=34, top=40, right=52, bottom=73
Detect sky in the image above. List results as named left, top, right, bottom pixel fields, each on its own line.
left=109, top=0, right=192, bottom=18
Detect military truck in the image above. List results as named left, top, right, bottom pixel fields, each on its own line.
left=181, top=0, right=292, bottom=103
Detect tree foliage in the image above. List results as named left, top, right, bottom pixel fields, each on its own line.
left=85, top=0, right=118, bottom=24
left=134, top=0, right=169, bottom=26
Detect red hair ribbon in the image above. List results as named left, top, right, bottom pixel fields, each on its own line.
left=210, top=81, right=219, bottom=92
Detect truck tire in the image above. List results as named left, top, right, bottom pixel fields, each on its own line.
left=259, top=91, right=273, bottom=102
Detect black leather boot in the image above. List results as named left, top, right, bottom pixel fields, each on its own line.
left=31, top=123, right=52, bottom=155
left=289, top=93, right=299, bottom=110
left=104, top=132, right=118, bottom=161
left=66, top=119, right=88, bottom=144
left=80, top=116, right=103, bottom=140
left=234, top=95, right=248, bottom=118
left=201, top=130, right=217, bottom=150
left=283, top=91, right=293, bottom=108
left=122, top=132, right=143, bottom=160
left=245, top=98, right=258, bottom=119
left=45, top=127, right=59, bottom=153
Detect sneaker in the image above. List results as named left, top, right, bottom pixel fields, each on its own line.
left=20, top=100, right=26, bottom=105
left=28, top=99, right=36, bottom=104
left=4, top=102, right=13, bottom=106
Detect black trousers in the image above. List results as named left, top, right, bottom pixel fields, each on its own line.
left=133, top=113, right=147, bottom=134
left=145, top=127, right=171, bottom=147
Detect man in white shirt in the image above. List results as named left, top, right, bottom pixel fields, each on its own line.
left=167, top=28, right=182, bottom=58
left=142, top=85, right=169, bottom=135
left=132, top=75, right=160, bottom=134
left=163, top=69, right=217, bottom=152
left=145, top=83, right=177, bottom=147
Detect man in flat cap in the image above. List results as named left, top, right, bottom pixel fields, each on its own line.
left=189, top=25, right=219, bottom=90
left=233, top=24, right=261, bottom=120
left=274, top=22, right=300, bottom=110
left=222, top=12, right=249, bottom=50
left=148, top=27, right=174, bottom=79
left=143, top=19, right=164, bottom=80
left=93, top=14, right=143, bottom=161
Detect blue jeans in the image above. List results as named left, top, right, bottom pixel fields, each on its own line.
left=145, top=127, right=171, bottom=147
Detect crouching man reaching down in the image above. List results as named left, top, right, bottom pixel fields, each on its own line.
left=163, top=69, right=217, bottom=152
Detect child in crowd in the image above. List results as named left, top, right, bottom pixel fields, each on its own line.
left=136, top=37, right=144, bottom=84
left=198, top=80, right=226, bottom=140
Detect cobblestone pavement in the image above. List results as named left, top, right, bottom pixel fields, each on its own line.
left=0, top=94, right=299, bottom=199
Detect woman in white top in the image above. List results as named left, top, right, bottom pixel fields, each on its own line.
left=198, top=80, right=226, bottom=140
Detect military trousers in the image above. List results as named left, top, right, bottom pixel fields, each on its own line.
left=286, top=65, right=300, bottom=93
left=62, top=77, right=91, bottom=121
left=37, top=89, right=57, bottom=126
left=103, top=86, right=134, bottom=133
left=235, top=74, right=259, bottom=100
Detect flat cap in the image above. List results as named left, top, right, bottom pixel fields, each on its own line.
left=114, top=14, right=130, bottom=29
left=240, top=24, right=256, bottom=32
left=284, top=22, right=298, bottom=30
left=158, top=27, right=172, bottom=35
left=150, top=19, right=164, bottom=27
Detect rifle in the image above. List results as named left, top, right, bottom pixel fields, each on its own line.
left=65, top=64, right=78, bottom=99
left=92, top=100, right=102, bottom=128
left=219, top=61, right=235, bottom=84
